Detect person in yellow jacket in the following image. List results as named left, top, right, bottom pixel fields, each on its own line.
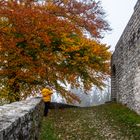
left=41, top=87, right=53, bottom=116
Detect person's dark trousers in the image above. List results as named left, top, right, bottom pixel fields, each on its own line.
left=44, top=101, right=50, bottom=117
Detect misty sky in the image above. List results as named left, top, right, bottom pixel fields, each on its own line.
left=100, top=0, right=137, bottom=51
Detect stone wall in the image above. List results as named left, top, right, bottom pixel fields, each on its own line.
left=111, top=0, right=140, bottom=115
left=0, top=97, right=44, bottom=140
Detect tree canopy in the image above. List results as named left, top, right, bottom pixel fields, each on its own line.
left=0, top=0, right=111, bottom=103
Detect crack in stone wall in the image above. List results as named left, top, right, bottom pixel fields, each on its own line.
left=111, top=0, right=140, bottom=115
left=0, top=97, right=44, bottom=140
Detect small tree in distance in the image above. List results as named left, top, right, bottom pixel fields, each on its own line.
left=0, top=0, right=111, bottom=103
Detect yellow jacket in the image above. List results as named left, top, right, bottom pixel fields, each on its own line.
left=41, top=88, right=53, bottom=102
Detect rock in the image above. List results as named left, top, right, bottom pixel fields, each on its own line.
left=136, top=124, right=140, bottom=127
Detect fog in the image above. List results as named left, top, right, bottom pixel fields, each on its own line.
left=52, top=79, right=111, bottom=107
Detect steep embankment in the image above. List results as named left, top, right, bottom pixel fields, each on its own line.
left=40, top=103, right=140, bottom=140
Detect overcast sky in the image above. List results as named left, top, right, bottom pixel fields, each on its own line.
left=100, top=0, right=138, bottom=51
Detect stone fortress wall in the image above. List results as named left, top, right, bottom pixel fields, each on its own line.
left=111, top=0, right=140, bottom=115
left=0, top=97, right=44, bottom=140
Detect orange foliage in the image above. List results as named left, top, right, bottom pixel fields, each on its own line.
left=0, top=0, right=111, bottom=103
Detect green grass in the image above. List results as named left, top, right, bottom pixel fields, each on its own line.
left=39, top=103, right=140, bottom=140
left=99, top=103, right=140, bottom=139
left=102, top=103, right=140, bottom=125
left=40, top=118, right=58, bottom=140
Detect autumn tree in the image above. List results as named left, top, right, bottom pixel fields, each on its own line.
left=0, top=0, right=111, bottom=103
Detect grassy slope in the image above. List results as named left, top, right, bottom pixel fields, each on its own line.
left=40, top=103, right=140, bottom=140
